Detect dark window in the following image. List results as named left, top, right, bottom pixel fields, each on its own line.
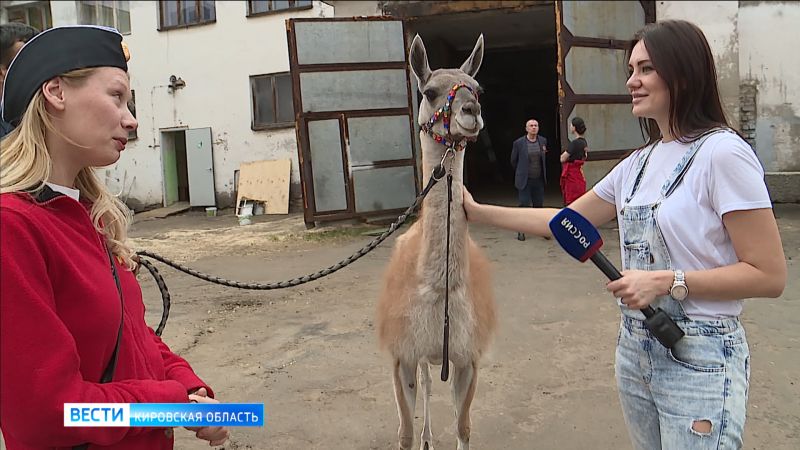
left=78, top=1, right=131, bottom=35
left=250, top=73, right=294, bottom=130
left=159, top=0, right=215, bottom=30
left=5, top=1, right=52, bottom=31
left=127, top=90, right=138, bottom=140
left=247, top=0, right=312, bottom=16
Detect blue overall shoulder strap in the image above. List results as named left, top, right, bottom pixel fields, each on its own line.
left=625, top=140, right=660, bottom=203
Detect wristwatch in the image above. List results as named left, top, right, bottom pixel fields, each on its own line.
left=670, top=269, right=689, bottom=301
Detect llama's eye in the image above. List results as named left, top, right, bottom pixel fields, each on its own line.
left=423, top=89, right=437, bottom=101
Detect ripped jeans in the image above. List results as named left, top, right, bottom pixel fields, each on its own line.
left=615, top=315, right=751, bottom=449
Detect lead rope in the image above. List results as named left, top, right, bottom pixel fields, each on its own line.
left=140, top=84, right=475, bottom=338
left=441, top=169, right=453, bottom=382
left=423, top=83, right=477, bottom=383
left=136, top=163, right=448, bottom=334
left=137, top=257, right=170, bottom=336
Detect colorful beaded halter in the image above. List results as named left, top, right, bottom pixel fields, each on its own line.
left=420, top=82, right=479, bottom=151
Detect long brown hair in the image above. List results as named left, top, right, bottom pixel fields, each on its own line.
left=630, top=20, right=740, bottom=146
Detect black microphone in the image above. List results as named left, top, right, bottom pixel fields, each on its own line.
left=548, top=208, right=684, bottom=349
left=590, top=252, right=655, bottom=318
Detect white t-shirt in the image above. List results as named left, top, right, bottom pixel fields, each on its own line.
left=593, top=132, right=773, bottom=320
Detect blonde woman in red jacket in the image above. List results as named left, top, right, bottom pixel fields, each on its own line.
left=0, top=26, right=228, bottom=449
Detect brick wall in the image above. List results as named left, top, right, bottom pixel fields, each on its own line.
left=739, top=80, right=757, bottom=149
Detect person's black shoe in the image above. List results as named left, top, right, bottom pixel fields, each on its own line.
left=517, top=232, right=526, bottom=241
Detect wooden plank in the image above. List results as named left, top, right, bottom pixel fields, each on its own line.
left=235, top=159, right=291, bottom=214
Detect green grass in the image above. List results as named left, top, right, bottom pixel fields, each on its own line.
left=297, top=213, right=419, bottom=243
left=302, top=226, right=381, bottom=242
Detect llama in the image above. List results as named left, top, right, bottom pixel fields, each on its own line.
left=376, top=34, right=497, bottom=450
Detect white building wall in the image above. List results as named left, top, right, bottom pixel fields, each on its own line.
left=110, top=1, right=333, bottom=209
left=656, top=1, right=741, bottom=128
left=6, top=1, right=797, bottom=205
left=329, top=1, right=382, bottom=17
left=739, top=1, right=800, bottom=172
left=11, top=1, right=334, bottom=210
left=658, top=1, right=799, bottom=201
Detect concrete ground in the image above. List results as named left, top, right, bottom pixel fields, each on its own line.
left=3, top=200, right=797, bottom=449
left=128, top=200, right=798, bottom=450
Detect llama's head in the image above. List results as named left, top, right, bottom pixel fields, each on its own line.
left=410, top=34, right=484, bottom=146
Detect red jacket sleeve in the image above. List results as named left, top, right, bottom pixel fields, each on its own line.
left=150, top=330, right=215, bottom=398
left=0, top=209, right=188, bottom=448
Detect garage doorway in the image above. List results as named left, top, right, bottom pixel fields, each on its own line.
left=160, top=129, right=189, bottom=207
left=160, top=127, right=216, bottom=207
left=407, top=5, right=561, bottom=206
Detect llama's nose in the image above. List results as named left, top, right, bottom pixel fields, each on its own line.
left=462, top=101, right=480, bottom=115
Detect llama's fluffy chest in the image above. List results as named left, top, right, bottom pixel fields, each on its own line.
left=400, top=283, right=477, bottom=365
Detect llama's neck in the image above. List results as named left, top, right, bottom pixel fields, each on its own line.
left=417, top=133, right=469, bottom=289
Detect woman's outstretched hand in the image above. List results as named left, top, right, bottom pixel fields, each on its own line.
left=462, top=187, right=480, bottom=222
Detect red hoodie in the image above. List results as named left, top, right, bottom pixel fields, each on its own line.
left=1, top=188, right=212, bottom=449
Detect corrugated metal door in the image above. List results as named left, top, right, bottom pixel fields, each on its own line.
left=556, top=1, right=655, bottom=160
left=287, top=17, right=418, bottom=226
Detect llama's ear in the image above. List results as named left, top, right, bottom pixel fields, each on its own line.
left=460, top=34, right=484, bottom=78
left=409, top=34, right=431, bottom=88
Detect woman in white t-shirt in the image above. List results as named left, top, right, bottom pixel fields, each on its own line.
left=462, top=20, right=786, bottom=449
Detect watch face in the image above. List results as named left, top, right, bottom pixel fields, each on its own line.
left=672, top=285, right=688, bottom=300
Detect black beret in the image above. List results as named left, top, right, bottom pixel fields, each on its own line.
left=1, top=25, right=128, bottom=126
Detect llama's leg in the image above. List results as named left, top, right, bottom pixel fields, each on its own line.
left=451, top=361, right=478, bottom=450
left=419, top=362, right=434, bottom=450
left=393, top=359, right=418, bottom=450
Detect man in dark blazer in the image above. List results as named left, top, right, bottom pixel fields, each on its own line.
left=510, top=119, right=547, bottom=241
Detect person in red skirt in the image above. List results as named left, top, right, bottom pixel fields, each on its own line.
left=560, top=117, right=589, bottom=206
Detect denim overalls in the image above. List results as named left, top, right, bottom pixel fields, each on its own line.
left=614, top=128, right=751, bottom=450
